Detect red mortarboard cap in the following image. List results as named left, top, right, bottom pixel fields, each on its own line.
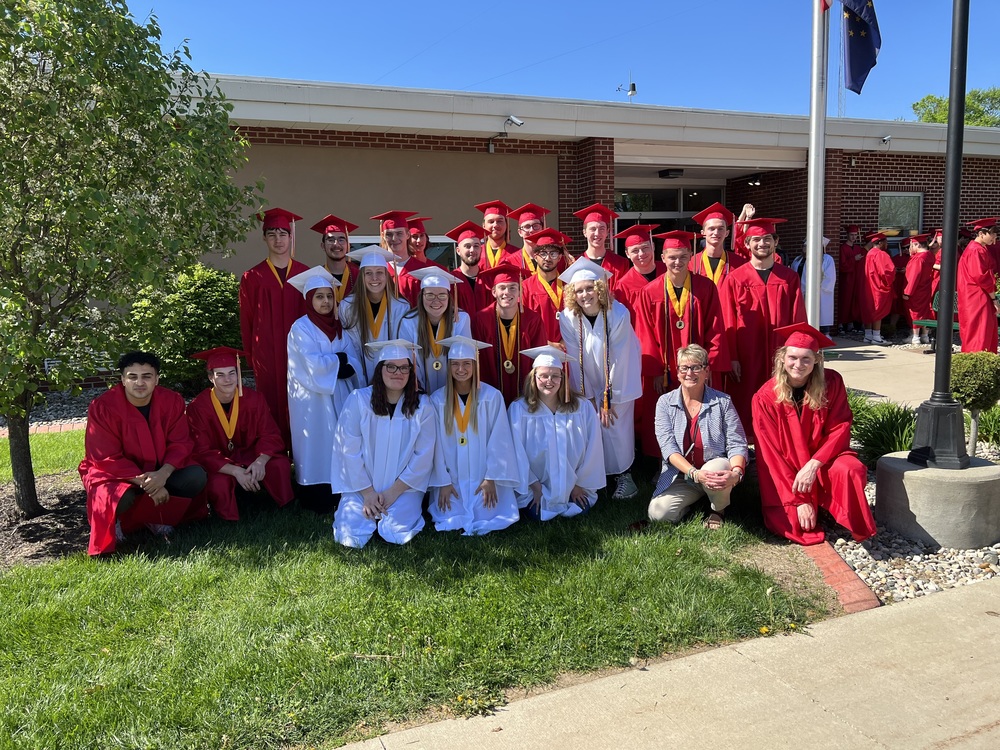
left=960, top=228, right=975, bottom=239
left=310, top=214, right=359, bottom=236
left=191, top=346, right=246, bottom=371
left=653, top=230, right=697, bottom=250
left=846, top=224, right=861, bottom=233
left=907, top=233, right=931, bottom=246
left=969, top=217, right=1000, bottom=231
left=474, top=199, right=512, bottom=218
left=691, top=202, right=735, bottom=227
left=739, top=218, right=787, bottom=237
left=614, top=224, right=660, bottom=247
left=932, top=228, right=943, bottom=237
left=573, top=203, right=619, bottom=226
left=407, top=217, right=432, bottom=235
left=445, top=221, right=487, bottom=244
left=260, top=207, right=303, bottom=232
left=774, top=322, right=836, bottom=353
left=478, top=263, right=532, bottom=286
left=900, top=237, right=911, bottom=249
left=526, top=228, right=573, bottom=247
left=864, top=231, right=888, bottom=244
left=507, top=202, right=551, bottom=225
left=370, top=210, right=418, bottom=230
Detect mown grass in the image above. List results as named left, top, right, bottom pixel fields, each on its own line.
left=0, top=486, right=820, bottom=749
left=0, top=430, right=85, bottom=483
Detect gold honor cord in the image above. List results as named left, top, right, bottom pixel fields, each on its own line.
left=498, top=311, right=519, bottom=374
left=210, top=390, right=240, bottom=452
left=266, top=258, right=285, bottom=287
left=453, top=391, right=471, bottom=445
left=365, top=294, right=387, bottom=339
left=665, top=274, right=692, bottom=329
left=486, top=241, right=506, bottom=268
left=537, top=272, right=563, bottom=316
left=427, top=318, right=445, bottom=369
left=702, top=250, right=728, bottom=285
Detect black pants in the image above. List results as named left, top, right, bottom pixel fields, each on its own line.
left=117, top=465, right=208, bottom=516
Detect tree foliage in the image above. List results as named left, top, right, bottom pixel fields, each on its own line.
left=912, top=87, right=1000, bottom=127
left=0, top=0, right=261, bottom=517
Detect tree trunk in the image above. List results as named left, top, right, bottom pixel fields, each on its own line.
left=968, top=408, right=980, bottom=458
left=5, top=398, right=45, bottom=519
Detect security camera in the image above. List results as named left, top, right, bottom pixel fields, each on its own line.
left=506, top=115, right=524, bottom=127
left=881, top=135, right=892, bottom=144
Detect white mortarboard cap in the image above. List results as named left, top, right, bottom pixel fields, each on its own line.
left=521, top=345, right=570, bottom=369
left=287, top=266, right=340, bottom=297
left=407, top=266, right=460, bottom=290
left=438, top=335, right=491, bottom=361
left=365, top=338, right=421, bottom=363
left=558, top=256, right=611, bottom=285
left=347, top=246, right=396, bottom=269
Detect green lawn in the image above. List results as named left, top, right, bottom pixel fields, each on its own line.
left=0, top=430, right=85, bottom=483
left=1, top=434, right=824, bottom=749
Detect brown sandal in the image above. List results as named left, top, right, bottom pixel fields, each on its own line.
left=703, top=512, right=725, bottom=530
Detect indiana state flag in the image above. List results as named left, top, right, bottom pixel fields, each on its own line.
left=842, top=0, right=881, bottom=94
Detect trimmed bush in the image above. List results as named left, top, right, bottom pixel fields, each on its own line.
left=852, top=400, right=917, bottom=468
left=125, top=264, right=242, bottom=395
left=951, top=352, right=1000, bottom=454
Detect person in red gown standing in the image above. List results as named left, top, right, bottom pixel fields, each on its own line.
left=313, top=213, right=360, bottom=304
left=838, top=224, right=865, bottom=334
left=521, top=228, right=575, bottom=345
left=902, top=233, right=935, bottom=346
left=956, top=217, right=1000, bottom=353
left=634, top=231, right=729, bottom=458
left=79, top=351, right=208, bottom=556
left=239, top=208, right=308, bottom=449
left=395, top=216, right=447, bottom=306
left=573, top=203, right=631, bottom=289
left=476, top=199, right=517, bottom=271
left=859, top=231, right=895, bottom=345
left=718, top=217, right=805, bottom=443
left=613, top=224, right=664, bottom=325
left=506, top=203, right=551, bottom=271
left=448, top=221, right=494, bottom=315
left=752, top=323, right=876, bottom=546
left=187, top=347, right=293, bottom=521
left=689, top=202, right=745, bottom=286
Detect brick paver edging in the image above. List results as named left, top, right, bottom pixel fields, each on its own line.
left=0, top=419, right=88, bottom=440
left=802, top=540, right=882, bottom=614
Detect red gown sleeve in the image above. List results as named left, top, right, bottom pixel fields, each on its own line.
left=811, top=372, right=854, bottom=466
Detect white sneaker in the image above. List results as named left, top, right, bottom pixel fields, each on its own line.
left=910, top=335, right=922, bottom=345
left=863, top=331, right=874, bottom=343
left=872, top=335, right=890, bottom=346
left=613, top=473, right=639, bottom=500
left=145, top=523, right=174, bottom=538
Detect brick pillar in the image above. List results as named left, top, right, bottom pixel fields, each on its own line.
left=558, top=137, right=615, bottom=252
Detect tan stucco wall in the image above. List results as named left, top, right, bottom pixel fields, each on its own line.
left=207, top=144, right=559, bottom=275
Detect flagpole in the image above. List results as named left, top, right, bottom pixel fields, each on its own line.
left=805, top=0, right=830, bottom=328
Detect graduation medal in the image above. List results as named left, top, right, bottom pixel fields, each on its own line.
left=504, top=359, right=515, bottom=374
left=210, top=389, right=240, bottom=454
left=666, top=275, right=692, bottom=333
left=433, top=360, right=442, bottom=371
left=676, top=320, right=685, bottom=329
left=498, top=311, right=519, bottom=376
left=537, top=272, right=564, bottom=324
left=454, top=392, right=471, bottom=446
left=427, top=318, right=445, bottom=371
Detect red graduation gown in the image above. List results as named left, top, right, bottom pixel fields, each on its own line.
left=751, top=370, right=876, bottom=546
left=957, top=240, right=999, bottom=353
left=472, top=306, right=547, bottom=405
left=891, top=253, right=910, bottom=320
left=521, top=273, right=564, bottom=343
left=326, top=262, right=360, bottom=305
left=454, top=271, right=494, bottom=315
left=719, top=262, right=806, bottom=443
left=859, top=248, right=894, bottom=323
left=187, top=387, right=294, bottom=520
left=903, top=251, right=935, bottom=322
left=588, top=251, right=631, bottom=291
left=688, top=250, right=745, bottom=286
left=395, top=256, right=447, bottom=307
left=78, top=385, right=206, bottom=556
left=633, top=273, right=730, bottom=457
left=478, top=241, right=520, bottom=272
left=838, top=242, right=864, bottom=324
left=616, top=263, right=665, bottom=326
left=239, top=258, right=308, bottom=449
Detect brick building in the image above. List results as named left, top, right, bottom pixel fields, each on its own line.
left=214, top=76, right=1000, bottom=278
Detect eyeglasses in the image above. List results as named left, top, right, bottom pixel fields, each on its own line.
left=677, top=364, right=706, bottom=374
left=519, top=222, right=543, bottom=233
left=536, top=372, right=563, bottom=382
left=422, top=292, right=450, bottom=302
left=324, top=236, right=348, bottom=244
left=535, top=250, right=562, bottom=257
left=383, top=364, right=412, bottom=374
left=383, top=230, right=407, bottom=240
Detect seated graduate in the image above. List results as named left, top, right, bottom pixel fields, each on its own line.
left=429, top=335, right=523, bottom=535
left=79, top=351, right=207, bottom=555
left=339, top=246, right=411, bottom=386
left=331, top=339, right=436, bottom=548
left=287, top=266, right=362, bottom=513
left=508, top=346, right=606, bottom=520
left=648, top=344, right=748, bottom=530
left=751, top=322, right=877, bottom=545
left=187, top=346, right=293, bottom=520
left=397, top=267, right=471, bottom=394
left=559, top=256, right=643, bottom=501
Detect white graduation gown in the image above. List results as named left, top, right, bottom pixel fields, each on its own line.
left=397, top=310, right=472, bottom=394
left=286, top=316, right=362, bottom=485
left=331, top=388, right=436, bottom=547
left=338, top=294, right=412, bottom=386
left=791, top=254, right=836, bottom=327
left=559, top=300, right=642, bottom=474
left=507, top=398, right=606, bottom=521
left=428, top=383, right=523, bottom=535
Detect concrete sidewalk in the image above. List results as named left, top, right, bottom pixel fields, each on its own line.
left=347, top=578, right=1000, bottom=750
left=830, top=335, right=939, bottom=406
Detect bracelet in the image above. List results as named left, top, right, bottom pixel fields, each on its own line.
left=685, top=467, right=697, bottom=483
left=732, top=466, right=745, bottom=483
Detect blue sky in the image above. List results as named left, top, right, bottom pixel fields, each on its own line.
left=144, top=0, right=997, bottom=122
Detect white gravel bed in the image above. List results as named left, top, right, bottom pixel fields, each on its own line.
left=830, top=442, right=1000, bottom=604
left=0, top=389, right=104, bottom=429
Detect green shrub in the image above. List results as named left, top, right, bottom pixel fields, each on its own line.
left=976, top=404, right=1000, bottom=446
left=847, top=390, right=875, bottom=441
left=124, top=264, right=242, bottom=395
left=852, top=400, right=917, bottom=468
left=951, top=352, right=1000, bottom=413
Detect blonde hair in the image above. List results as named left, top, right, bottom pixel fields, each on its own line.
left=413, top=290, right=457, bottom=360
left=443, top=360, right=479, bottom=436
left=563, top=279, right=611, bottom=315
left=521, top=368, right=580, bottom=413
left=771, top=346, right=827, bottom=410
left=676, top=343, right=709, bottom=367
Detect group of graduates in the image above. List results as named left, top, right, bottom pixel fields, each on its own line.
left=79, top=195, right=1000, bottom=556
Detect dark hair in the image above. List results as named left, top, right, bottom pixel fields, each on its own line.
left=371, top=361, right=421, bottom=418
left=118, top=350, right=160, bottom=373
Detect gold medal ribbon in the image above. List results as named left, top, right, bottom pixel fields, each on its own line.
left=498, top=310, right=518, bottom=367
left=210, top=390, right=239, bottom=443
left=665, top=274, right=691, bottom=319
left=522, top=248, right=536, bottom=270
left=426, top=318, right=445, bottom=358
left=701, top=250, right=727, bottom=285
left=453, top=391, right=471, bottom=435
left=266, top=258, right=285, bottom=287
left=486, top=241, right=506, bottom=268
left=537, top=272, right=563, bottom=312
left=365, top=294, right=387, bottom=338
left=330, top=265, right=351, bottom=302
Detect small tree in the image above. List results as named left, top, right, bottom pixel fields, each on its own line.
left=951, top=352, right=1000, bottom=457
left=912, top=87, right=1000, bottom=127
left=0, top=1, right=260, bottom=518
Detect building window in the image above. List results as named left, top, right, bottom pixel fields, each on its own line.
left=878, top=192, right=923, bottom=234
